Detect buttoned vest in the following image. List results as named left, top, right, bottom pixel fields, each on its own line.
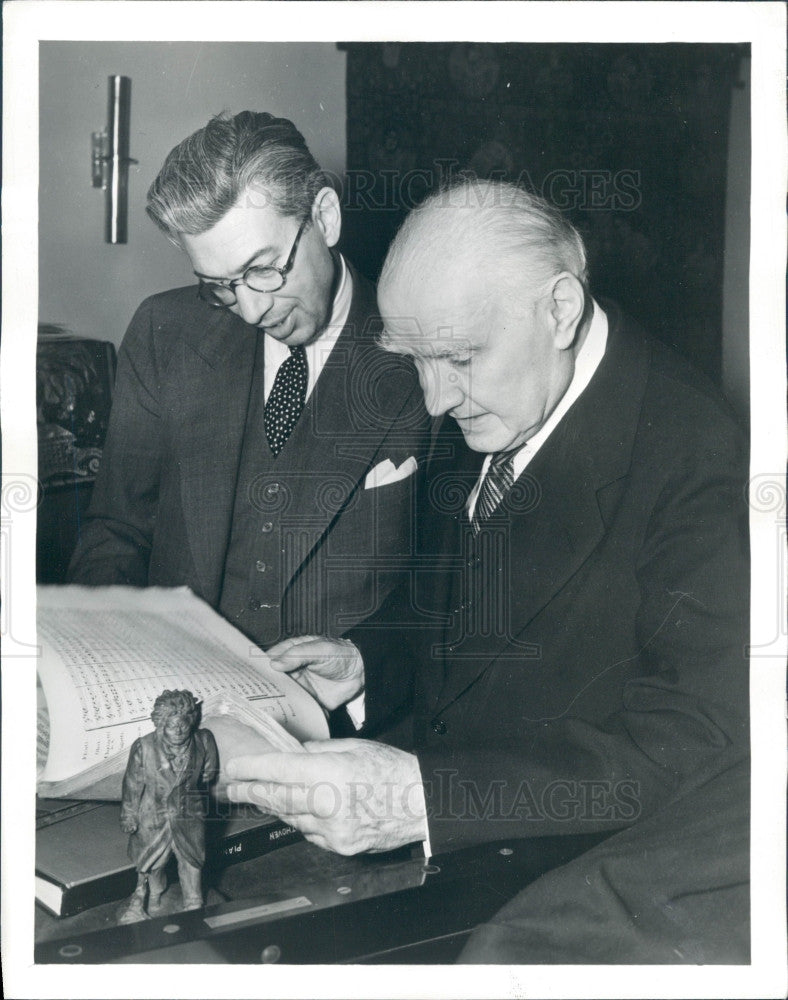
left=219, top=331, right=317, bottom=647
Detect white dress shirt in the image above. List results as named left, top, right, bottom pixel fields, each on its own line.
left=467, top=300, right=608, bottom=520
left=263, top=254, right=353, bottom=402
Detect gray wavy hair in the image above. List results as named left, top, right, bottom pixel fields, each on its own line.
left=147, top=111, right=326, bottom=246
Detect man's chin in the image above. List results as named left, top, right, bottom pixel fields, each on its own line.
left=261, top=311, right=295, bottom=340
left=267, top=317, right=322, bottom=348
left=457, top=426, right=522, bottom=454
left=454, top=419, right=502, bottom=453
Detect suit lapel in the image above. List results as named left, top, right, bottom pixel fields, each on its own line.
left=269, top=266, right=421, bottom=595
left=176, top=306, right=259, bottom=602
left=433, top=308, right=651, bottom=715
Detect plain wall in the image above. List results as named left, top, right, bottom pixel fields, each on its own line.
left=39, top=40, right=749, bottom=421
left=39, top=42, right=347, bottom=346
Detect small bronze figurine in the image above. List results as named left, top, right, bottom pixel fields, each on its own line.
left=118, top=689, right=218, bottom=922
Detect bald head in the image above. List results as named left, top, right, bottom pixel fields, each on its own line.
left=378, top=180, right=591, bottom=453
left=379, top=179, right=588, bottom=316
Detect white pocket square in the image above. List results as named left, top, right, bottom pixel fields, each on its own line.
left=364, top=456, right=418, bottom=490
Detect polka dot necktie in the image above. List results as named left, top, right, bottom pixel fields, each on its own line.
left=265, top=346, right=308, bottom=457
left=471, top=449, right=517, bottom=533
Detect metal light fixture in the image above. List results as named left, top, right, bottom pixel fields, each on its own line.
left=91, top=76, right=137, bottom=244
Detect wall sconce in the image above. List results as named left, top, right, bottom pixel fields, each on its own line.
left=91, top=76, right=137, bottom=244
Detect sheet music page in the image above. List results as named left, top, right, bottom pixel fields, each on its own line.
left=36, top=585, right=328, bottom=783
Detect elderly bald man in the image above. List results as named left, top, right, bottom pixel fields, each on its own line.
left=225, top=181, right=748, bottom=897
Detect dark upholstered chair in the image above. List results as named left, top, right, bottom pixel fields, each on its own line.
left=36, top=327, right=116, bottom=582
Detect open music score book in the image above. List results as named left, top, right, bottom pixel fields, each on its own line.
left=36, top=585, right=329, bottom=799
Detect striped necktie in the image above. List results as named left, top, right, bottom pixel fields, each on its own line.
left=471, top=449, right=517, bottom=533
left=265, top=346, right=308, bottom=457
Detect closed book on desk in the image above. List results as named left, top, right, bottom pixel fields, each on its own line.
left=35, top=801, right=300, bottom=918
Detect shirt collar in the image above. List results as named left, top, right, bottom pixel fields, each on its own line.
left=264, top=254, right=353, bottom=398
left=472, top=299, right=608, bottom=495
left=306, top=253, right=352, bottom=369
left=511, top=298, right=608, bottom=471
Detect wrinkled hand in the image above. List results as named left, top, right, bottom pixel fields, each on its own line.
left=266, top=636, right=365, bottom=712
left=224, top=739, right=428, bottom=855
left=120, top=817, right=138, bottom=834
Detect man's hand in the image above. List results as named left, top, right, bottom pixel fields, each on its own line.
left=224, top=739, right=428, bottom=855
left=120, top=817, right=138, bottom=834
left=266, top=636, right=365, bottom=712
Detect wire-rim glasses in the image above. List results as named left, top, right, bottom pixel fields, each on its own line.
left=197, top=216, right=309, bottom=308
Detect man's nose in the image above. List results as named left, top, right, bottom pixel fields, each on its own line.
left=233, top=284, right=276, bottom=326
left=418, top=361, right=463, bottom=417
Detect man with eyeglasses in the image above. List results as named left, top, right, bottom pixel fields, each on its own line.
left=69, top=111, right=430, bottom=665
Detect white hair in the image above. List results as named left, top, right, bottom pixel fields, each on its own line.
left=380, top=178, right=588, bottom=299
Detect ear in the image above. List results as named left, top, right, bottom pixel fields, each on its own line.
left=312, top=186, right=342, bottom=248
left=548, top=273, right=586, bottom=350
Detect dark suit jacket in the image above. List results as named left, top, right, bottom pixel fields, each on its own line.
left=120, top=728, right=219, bottom=870
left=68, top=266, right=431, bottom=647
left=353, top=304, right=749, bottom=854
left=459, top=749, right=749, bottom=963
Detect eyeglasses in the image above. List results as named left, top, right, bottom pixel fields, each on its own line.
left=197, top=217, right=309, bottom=307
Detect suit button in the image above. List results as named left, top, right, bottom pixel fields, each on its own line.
left=255, top=560, right=267, bottom=573
left=432, top=719, right=447, bottom=735
left=264, top=483, right=280, bottom=499
left=261, top=522, right=274, bottom=533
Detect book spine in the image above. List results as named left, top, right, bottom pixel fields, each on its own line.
left=212, top=820, right=301, bottom=867
left=37, top=820, right=303, bottom=919
left=36, top=867, right=139, bottom=919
